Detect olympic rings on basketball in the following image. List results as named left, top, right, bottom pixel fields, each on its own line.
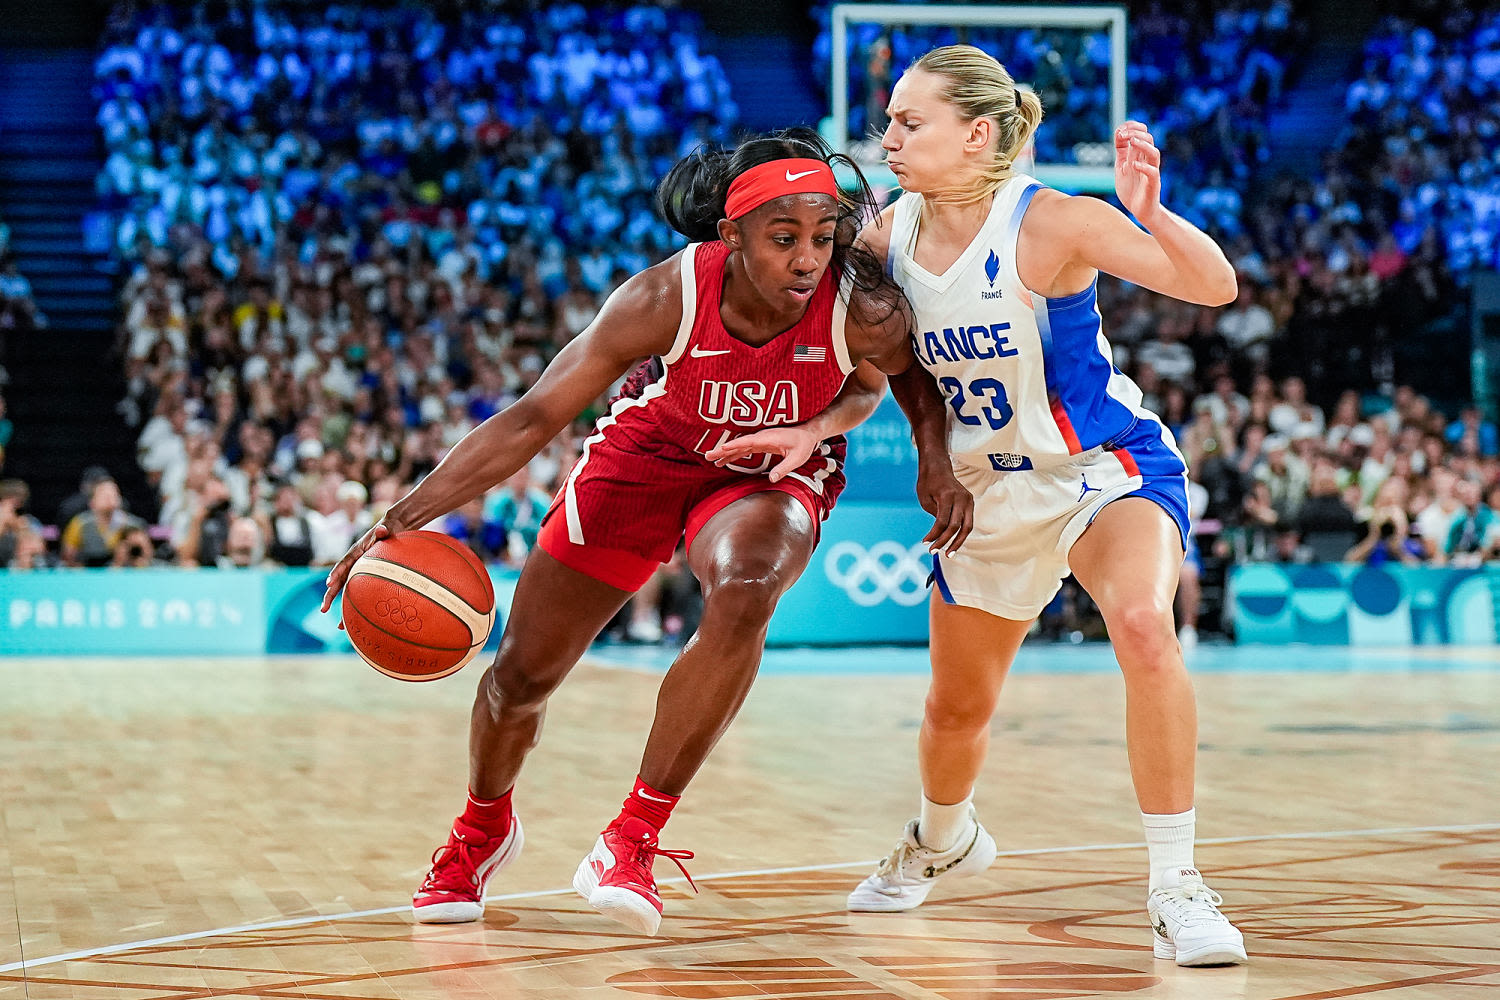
left=822, top=540, right=930, bottom=607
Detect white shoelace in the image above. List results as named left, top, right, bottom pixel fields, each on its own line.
left=873, top=823, right=979, bottom=883
left=874, top=838, right=919, bottom=880
left=1157, top=883, right=1227, bottom=924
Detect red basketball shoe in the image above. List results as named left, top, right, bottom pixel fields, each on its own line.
left=571, top=817, right=695, bottom=935
left=411, top=817, right=524, bottom=923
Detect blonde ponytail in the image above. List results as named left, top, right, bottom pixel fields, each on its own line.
left=911, top=45, right=1044, bottom=204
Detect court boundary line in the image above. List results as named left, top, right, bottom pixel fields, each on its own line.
left=4, top=819, right=1496, bottom=974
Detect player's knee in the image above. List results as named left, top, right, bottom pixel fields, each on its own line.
left=702, top=566, right=787, bottom=629
left=480, top=644, right=564, bottom=715
left=924, top=688, right=994, bottom=734
left=1106, top=598, right=1178, bottom=669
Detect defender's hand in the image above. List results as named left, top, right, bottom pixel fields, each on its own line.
left=917, top=462, right=974, bottom=555
left=1115, top=120, right=1163, bottom=224
left=705, top=426, right=817, bottom=483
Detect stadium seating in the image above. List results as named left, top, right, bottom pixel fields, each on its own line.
left=0, top=214, right=41, bottom=479
left=7, top=0, right=1495, bottom=645
left=1339, top=8, right=1500, bottom=277
left=87, top=0, right=736, bottom=568
left=812, top=0, right=1306, bottom=242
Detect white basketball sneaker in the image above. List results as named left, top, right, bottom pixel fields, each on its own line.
left=1148, top=867, right=1247, bottom=966
left=847, top=811, right=997, bottom=912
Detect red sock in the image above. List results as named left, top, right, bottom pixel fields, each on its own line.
left=459, top=787, right=514, bottom=839
left=615, top=775, right=679, bottom=831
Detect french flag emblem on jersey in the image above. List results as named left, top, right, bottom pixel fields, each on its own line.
left=793, top=344, right=826, bottom=363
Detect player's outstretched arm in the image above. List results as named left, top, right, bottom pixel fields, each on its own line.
left=1032, top=122, right=1236, bottom=306
left=320, top=258, right=683, bottom=612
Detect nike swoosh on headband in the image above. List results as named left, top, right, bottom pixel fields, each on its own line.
left=785, top=168, right=821, bottom=181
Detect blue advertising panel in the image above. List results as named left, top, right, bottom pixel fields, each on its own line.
left=1230, top=563, right=1500, bottom=645
left=11, top=560, right=1494, bottom=655
left=769, top=501, right=933, bottom=645
left=0, top=508, right=933, bottom=656
left=1, top=567, right=521, bottom=657
left=840, top=393, right=920, bottom=502
left=2, top=570, right=265, bottom=655
left=263, top=568, right=353, bottom=654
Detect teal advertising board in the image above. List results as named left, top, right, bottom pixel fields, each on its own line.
left=840, top=393, right=919, bottom=502
left=0, top=503, right=931, bottom=655
left=1230, top=563, right=1500, bottom=645
left=9, top=559, right=1496, bottom=655
left=2, top=570, right=267, bottom=655
left=770, top=501, right=933, bottom=644
left=1, top=568, right=518, bottom=656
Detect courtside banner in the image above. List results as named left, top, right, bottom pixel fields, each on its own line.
left=768, top=501, right=934, bottom=645
left=0, top=509, right=931, bottom=653
left=0, top=568, right=519, bottom=656
left=1229, top=563, right=1500, bottom=645
left=1, top=570, right=266, bottom=655
left=12, top=560, right=1495, bottom=654
left=839, top=393, right=920, bottom=502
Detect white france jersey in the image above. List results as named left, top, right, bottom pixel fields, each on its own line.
left=889, top=174, right=1158, bottom=473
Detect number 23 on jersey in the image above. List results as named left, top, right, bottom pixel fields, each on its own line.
left=940, top=376, right=1014, bottom=430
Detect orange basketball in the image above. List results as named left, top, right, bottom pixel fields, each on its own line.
left=341, top=530, right=496, bottom=681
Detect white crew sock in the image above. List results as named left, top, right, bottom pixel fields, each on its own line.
left=917, top=794, right=974, bottom=853
left=1142, top=807, right=1196, bottom=890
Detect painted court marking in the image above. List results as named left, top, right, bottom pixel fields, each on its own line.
left=3, top=820, right=1495, bottom=975
left=586, top=643, right=1500, bottom=677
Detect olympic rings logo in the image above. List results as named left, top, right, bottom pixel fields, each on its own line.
left=823, top=540, right=930, bottom=607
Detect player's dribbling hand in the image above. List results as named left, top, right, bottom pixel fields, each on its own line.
left=704, top=427, right=816, bottom=482
left=917, top=462, right=974, bottom=555
left=320, top=517, right=407, bottom=615
left=1114, top=120, right=1162, bottom=223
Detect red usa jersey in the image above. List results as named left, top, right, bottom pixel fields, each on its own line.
left=596, top=240, right=855, bottom=475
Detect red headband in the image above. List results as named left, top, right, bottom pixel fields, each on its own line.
left=724, top=158, right=838, bottom=220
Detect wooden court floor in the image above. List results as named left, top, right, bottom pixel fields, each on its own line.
left=2, top=649, right=1499, bottom=999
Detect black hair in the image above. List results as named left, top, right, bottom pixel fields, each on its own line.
left=656, top=126, right=907, bottom=330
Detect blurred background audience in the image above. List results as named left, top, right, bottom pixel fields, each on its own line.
left=4, top=0, right=1497, bottom=648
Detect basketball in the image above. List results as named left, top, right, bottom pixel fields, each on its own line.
left=341, top=530, right=496, bottom=681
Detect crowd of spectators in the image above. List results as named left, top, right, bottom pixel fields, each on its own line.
left=1221, top=5, right=1497, bottom=409
left=1091, top=274, right=1500, bottom=577
left=48, top=0, right=739, bottom=636
left=4, top=0, right=1500, bottom=648
left=0, top=218, right=39, bottom=559
left=2, top=0, right=682, bottom=642
left=1338, top=6, right=1500, bottom=277
left=1180, top=378, right=1499, bottom=568
left=811, top=1, right=1115, bottom=167
left=1127, top=0, right=1303, bottom=242
left=0, top=213, right=42, bottom=479
left=0, top=222, right=43, bottom=338
left=93, top=0, right=728, bottom=271
left=812, top=0, right=1304, bottom=245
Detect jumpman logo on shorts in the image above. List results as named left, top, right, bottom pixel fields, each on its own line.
left=1078, top=474, right=1103, bottom=503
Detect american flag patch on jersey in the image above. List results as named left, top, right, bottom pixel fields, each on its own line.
left=793, top=344, right=826, bottom=363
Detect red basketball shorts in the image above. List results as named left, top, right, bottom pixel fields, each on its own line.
left=537, top=441, right=846, bottom=593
